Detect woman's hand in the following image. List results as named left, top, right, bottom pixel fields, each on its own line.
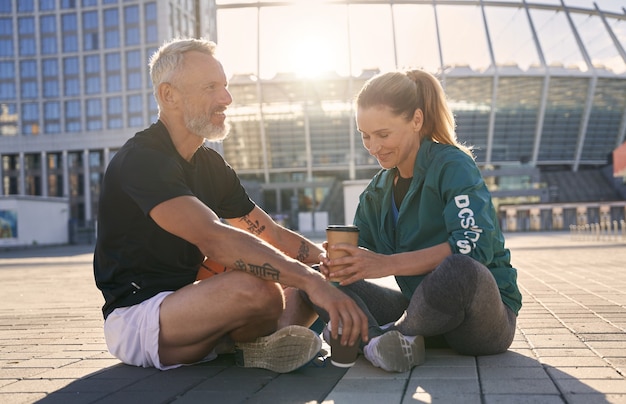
left=320, top=243, right=390, bottom=285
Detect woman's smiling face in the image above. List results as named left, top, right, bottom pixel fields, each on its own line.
left=356, top=105, right=422, bottom=177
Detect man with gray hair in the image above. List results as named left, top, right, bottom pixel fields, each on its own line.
left=94, top=37, right=367, bottom=372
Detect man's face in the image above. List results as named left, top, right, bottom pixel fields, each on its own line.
left=176, top=51, right=233, bottom=141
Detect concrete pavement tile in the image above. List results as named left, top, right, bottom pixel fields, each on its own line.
left=539, top=356, right=610, bottom=367
left=405, top=378, right=480, bottom=395
left=339, top=357, right=409, bottom=379
left=482, top=394, right=565, bottom=404
left=57, top=358, right=120, bottom=368
left=563, top=393, right=625, bottom=404
left=555, top=377, right=626, bottom=394
left=0, top=378, right=75, bottom=393
left=477, top=351, right=543, bottom=368
left=594, top=349, right=626, bottom=358
left=0, top=392, right=47, bottom=404
left=581, top=334, right=626, bottom=342
left=0, top=367, right=50, bottom=379
left=409, top=364, right=477, bottom=379
left=31, top=367, right=108, bottom=379
left=534, top=348, right=599, bottom=357
left=173, top=390, right=250, bottom=403
left=324, top=379, right=406, bottom=404
left=570, top=323, right=625, bottom=333
left=479, top=366, right=550, bottom=379
left=73, top=390, right=176, bottom=404
left=3, top=358, right=81, bottom=369
left=407, top=393, right=482, bottom=404
left=421, top=354, right=476, bottom=367
left=526, top=334, right=588, bottom=349
left=481, top=377, right=561, bottom=395
left=248, top=370, right=349, bottom=404
left=545, top=366, right=624, bottom=380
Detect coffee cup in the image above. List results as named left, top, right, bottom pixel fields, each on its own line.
left=327, top=321, right=360, bottom=367
left=326, top=225, right=359, bottom=283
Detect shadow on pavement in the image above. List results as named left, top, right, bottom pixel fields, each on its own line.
left=34, top=353, right=349, bottom=404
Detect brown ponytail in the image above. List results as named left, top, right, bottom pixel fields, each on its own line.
left=356, top=69, right=473, bottom=158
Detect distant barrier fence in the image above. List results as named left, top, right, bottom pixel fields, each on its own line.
left=569, top=220, right=626, bottom=242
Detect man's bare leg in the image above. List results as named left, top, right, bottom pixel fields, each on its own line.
left=158, top=270, right=284, bottom=366
left=278, top=287, right=318, bottom=329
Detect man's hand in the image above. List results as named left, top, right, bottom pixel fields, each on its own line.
left=304, top=278, right=369, bottom=347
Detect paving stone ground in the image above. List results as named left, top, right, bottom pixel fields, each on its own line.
left=0, top=231, right=625, bottom=403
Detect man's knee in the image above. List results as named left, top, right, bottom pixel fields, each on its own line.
left=238, top=277, right=285, bottom=318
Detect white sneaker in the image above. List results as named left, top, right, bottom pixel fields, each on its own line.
left=234, top=325, right=322, bottom=373
left=363, top=331, right=425, bottom=372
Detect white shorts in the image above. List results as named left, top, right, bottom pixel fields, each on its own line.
left=103, top=291, right=217, bottom=370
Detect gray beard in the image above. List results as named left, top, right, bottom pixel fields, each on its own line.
left=185, top=115, right=230, bottom=142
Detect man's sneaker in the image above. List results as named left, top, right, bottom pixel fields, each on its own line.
left=234, top=325, right=322, bottom=373
left=363, top=330, right=425, bottom=372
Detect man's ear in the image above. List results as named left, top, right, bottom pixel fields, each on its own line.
left=157, top=82, right=177, bottom=108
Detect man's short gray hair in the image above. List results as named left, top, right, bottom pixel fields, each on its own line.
left=149, top=37, right=217, bottom=104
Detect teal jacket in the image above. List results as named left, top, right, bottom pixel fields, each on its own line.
left=354, top=139, right=522, bottom=315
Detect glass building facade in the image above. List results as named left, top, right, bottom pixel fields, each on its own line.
left=0, top=0, right=625, bottom=231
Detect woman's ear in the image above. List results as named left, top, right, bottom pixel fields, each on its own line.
left=412, top=109, right=424, bottom=132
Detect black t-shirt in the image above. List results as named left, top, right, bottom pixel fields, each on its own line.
left=94, top=121, right=255, bottom=319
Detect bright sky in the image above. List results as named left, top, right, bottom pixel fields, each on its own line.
left=214, top=0, right=626, bottom=79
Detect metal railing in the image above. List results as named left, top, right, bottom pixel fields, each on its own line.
left=570, top=220, right=626, bottom=242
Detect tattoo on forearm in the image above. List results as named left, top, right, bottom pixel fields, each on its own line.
left=235, top=258, right=281, bottom=281
left=296, top=241, right=310, bottom=262
left=238, top=215, right=266, bottom=236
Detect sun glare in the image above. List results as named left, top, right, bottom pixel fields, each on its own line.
left=288, top=35, right=337, bottom=78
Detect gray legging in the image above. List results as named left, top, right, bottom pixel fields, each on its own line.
left=306, top=254, right=516, bottom=356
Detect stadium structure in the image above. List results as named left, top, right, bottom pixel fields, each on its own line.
left=0, top=0, right=625, bottom=246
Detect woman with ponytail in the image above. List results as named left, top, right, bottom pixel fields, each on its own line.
left=316, top=69, right=522, bottom=372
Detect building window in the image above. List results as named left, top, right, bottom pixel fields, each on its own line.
left=19, top=38, right=36, bottom=56
left=43, top=80, right=58, bottom=98
left=65, top=100, right=80, bottom=118
left=40, top=15, right=55, bottom=33
left=64, top=78, right=80, bottom=96
left=42, top=58, right=58, bottom=76
left=21, top=102, right=40, bottom=135
left=106, top=75, right=121, bottom=93
left=82, top=10, right=99, bottom=50
left=17, top=0, right=34, bottom=12
left=41, top=36, right=57, bottom=54
left=18, top=17, right=35, bottom=34
left=127, top=94, right=143, bottom=127
left=85, top=77, right=100, bottom=94
left=84, top=54, right=99, bottom=73
left=0, top=39, right=13, bottom=57
left=145, top=2, right=157, bottom=43
left=21, top=81, right=38, bottom=98
left=107, top=96, right=122, bottom=114
left=44, top=101, right=61, bottom=119
left=124, top=5, right=140, bottom=46
left=62, top=13, right=78, bottom=52
left=39, top=0, right=56, bottom=11
left=104, top=8, right=119, bottom=49
left=0, top=103, right=18, bottom=136
left=0, top=61, right=14, bottom=79
left=62, top=35, right=78, bottom=52
left=86, top=98, right=102, bottom=131
left=44, top=101, right=61, bottom=134
left=61, top=0, right=78, bottom=9
left=0, top=2, right=12, bottom=13
left=47, top=152, right=64, bottom=197
left=0, top=83, right=15, bottom=99
left=64, top=56, right=78, bottom=74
